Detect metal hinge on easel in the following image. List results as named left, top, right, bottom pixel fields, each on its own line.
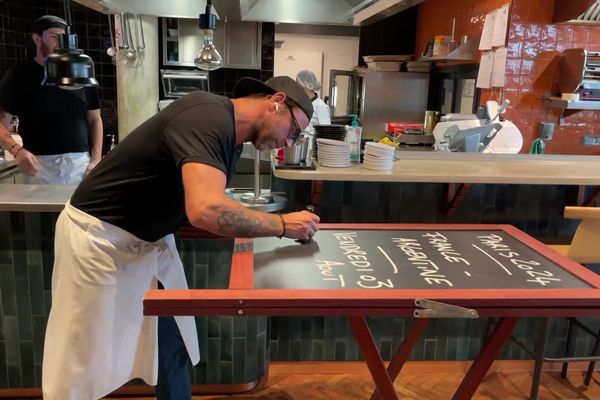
left=414, top=299, right=479, bottom=318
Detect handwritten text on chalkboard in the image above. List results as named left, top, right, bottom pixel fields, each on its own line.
left=253, top=229, right=589, bottom=290
left=314, top=231, right=563, bottom=288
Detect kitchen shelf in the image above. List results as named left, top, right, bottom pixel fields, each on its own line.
left=419, top=34, right=481, bottom=62
left=543, top=96, right=600, bottom=110
left=543, top=95, right=600, bottom=125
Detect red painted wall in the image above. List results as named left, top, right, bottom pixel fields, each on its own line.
left=416, top=0, right=600, bottom=154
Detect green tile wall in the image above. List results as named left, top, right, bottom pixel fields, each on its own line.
left=268, top=179, right=600, bottom=363
left=0, top=211, right=267, bottom=388
left=0, top=179, right=599, bottom=388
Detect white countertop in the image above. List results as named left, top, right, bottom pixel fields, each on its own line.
left=272, top=152, right=600, bottom=185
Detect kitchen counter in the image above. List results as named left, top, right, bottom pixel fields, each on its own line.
left=0, top=183, right=75, bottom=212
left=272, top=152, right=600, bottom=185
left=0, top=159, right=16, bottom=170
left=0, top=184, right=285, bottom=214
left=0, top=159, right=17, bottom=176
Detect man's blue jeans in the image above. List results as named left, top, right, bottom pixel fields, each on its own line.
left=155, top=282, right=192, bottom=400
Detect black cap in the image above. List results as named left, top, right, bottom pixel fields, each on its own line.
left=233, top=76, right=314, bottom=121
left=33, top=15, right=67, bottom=35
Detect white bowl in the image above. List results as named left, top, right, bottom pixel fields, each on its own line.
left=365, top=142, right=395, bottom=157
left=363, top=153, right=394, bottom=162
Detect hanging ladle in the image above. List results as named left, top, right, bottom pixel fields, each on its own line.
left=106, top=13, right=117, bottom=64
left=124, top=13, right=137, bottom=63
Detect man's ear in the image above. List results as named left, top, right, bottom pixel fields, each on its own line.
left=270, top=92, right=287, bottom=104
left=32, top=33, right=41, bottom=46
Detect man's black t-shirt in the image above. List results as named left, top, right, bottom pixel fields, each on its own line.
left=0, top=59, right=100, bottom=155
left=71, top=91, right=242, bottom=242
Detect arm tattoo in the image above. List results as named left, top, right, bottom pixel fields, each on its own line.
left=217, top=210, right=264, bottom=237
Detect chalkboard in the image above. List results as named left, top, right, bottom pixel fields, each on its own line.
left=253, top=230, right=592, bottom=290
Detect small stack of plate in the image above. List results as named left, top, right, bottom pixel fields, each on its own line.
left=316, top=138, right=351, bottom=168
left=313, top=125, right=346, bottom=160
left=363, top=142, right=395, bottom=171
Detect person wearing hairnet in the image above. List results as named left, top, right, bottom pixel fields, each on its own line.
left=296, top=70, right=331, bottom=134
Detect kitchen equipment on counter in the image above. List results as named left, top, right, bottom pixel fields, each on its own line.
left=158, top=69, right=210, bottom=111
left=423, top=110, right=440, bottom=135
left=283, top=134, right=310, bottom=165
left=482, top=120, right=523, bottom=154
left=559, top=48, right=600, bottom=100
left=329, top=69, right=429, bottom=140
left=444, top=123, right=503, bottom=152
left=160, top=69, right=210, bottom=98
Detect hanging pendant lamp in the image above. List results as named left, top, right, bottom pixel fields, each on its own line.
left=43, top=0, right=98, bottom=88
left=194, top=0, right=223, bottom=71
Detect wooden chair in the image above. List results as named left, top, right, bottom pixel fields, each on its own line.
left=530, top=206, right=600, bottom=399
left=548, top=206, right=600, bottom=264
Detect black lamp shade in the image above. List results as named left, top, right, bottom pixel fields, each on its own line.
left=43, top=33, right=98, bottom=88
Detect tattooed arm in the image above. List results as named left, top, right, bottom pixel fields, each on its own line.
left=182, top=162, right=319, bottom=239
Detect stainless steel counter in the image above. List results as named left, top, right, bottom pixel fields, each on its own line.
left=0, top=184, right=286, bottom=213
left=0, top=184, right=75, bottom=212
left=272, top=152, right=600, bottom=185
left=0, top=159, right=17, bottom=179
left=0, top=159, right=16, bottom=170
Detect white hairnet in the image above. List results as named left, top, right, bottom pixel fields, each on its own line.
left=296, top=70, right=322, bottom=92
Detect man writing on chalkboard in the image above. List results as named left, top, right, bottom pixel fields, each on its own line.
left=42, top=76, right=320, bottom=400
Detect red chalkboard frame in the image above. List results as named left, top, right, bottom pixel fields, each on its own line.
left=144, top=224, right=600, bottom=400
left=146, top=224, right=600, bottom=317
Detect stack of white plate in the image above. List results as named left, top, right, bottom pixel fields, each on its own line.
left=363, top=142, right=395, bottom=171
left=316, top=138, right=351, bottom=168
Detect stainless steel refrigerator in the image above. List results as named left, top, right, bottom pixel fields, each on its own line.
left=329, top=69, right=429, bottom=139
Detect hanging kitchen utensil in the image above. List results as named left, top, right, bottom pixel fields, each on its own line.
left=131, top=14, right=145, bottom=67
left=137, top=14, right=145, bottom=50
left=117, top=12, right=127, bottom=49
left=106, top=13, right=117, bottom=64
left=124, top=13, right=137, bottom=64
left=115, top=12, right=128, bottom=64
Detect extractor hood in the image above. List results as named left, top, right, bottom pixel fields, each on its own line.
left=74, top=0, right=423, bottom=26
left=73, top=0, right=220, bottom=18
left=74, top=0, right=369, bottom=22
left=239, top=0, right=377, bottom=25
left=352, top=0, right=425, bottom=25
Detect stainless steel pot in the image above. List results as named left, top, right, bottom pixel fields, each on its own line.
left=283, top=134, right=309, bottom=164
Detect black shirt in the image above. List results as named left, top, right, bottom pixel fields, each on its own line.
left=71, top=91, right=243, bottom=242
left=0, top=59, right=100, bottom=155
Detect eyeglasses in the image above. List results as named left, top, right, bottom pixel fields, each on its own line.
left=287, top=105, right=303, bottom=142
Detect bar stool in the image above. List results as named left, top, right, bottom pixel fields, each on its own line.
left=530, top=206, right=600, bottom=399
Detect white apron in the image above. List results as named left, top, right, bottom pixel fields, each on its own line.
left=42, top=203, right=200, bottom=400
left=24, top=152, right=90, bottom=185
